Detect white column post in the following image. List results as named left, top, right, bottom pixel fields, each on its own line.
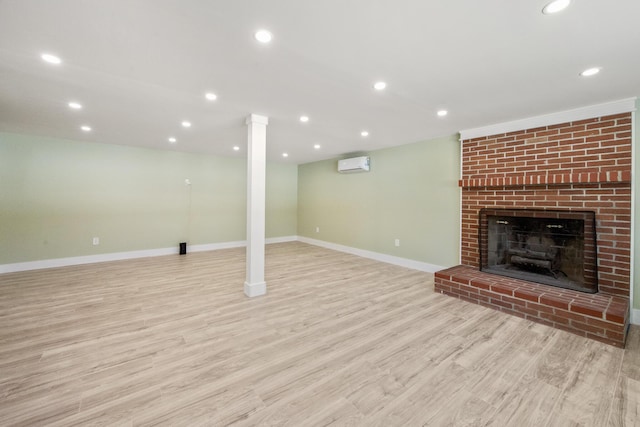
left=244, top=114, right=268, bottom=297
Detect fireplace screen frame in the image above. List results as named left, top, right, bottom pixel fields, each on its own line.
left=478, top=208, right=598, bottom=293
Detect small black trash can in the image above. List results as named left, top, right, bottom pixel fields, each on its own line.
left=179, top=242, right=187, bottom=255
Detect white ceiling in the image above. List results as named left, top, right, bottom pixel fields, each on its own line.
left=1, top=0, right=639, bottom=164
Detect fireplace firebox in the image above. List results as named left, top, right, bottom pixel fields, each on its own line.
left=479, top=209, right=597, bottom=293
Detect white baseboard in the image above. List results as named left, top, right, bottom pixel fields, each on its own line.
left=0, top=247, right=178, bottom=274
left=297, top=236, right=446, bottom=274
left=244, top=281, right=267, bottom=297
left=0, top=236, right=298, bottom=274
left=188, top=240, right=245, bottom=253
left=265, top=235, right=298, bottom=244
left=3, top=234, right=635, bottom=325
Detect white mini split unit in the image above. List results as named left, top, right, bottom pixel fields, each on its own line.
left=337, top=156, right=370, bottom=173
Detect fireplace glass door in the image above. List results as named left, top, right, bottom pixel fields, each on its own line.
left=479, top=209, right=597, bottom=293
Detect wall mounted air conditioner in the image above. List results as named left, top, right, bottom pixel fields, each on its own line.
left=338, top=156, right=370, bottom=173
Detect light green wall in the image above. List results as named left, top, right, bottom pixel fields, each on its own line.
left=266, top=161, right=298, bottom=238
left=0, top=132, right=297, bottom=264
left=297, top=135, right=461, bottom=268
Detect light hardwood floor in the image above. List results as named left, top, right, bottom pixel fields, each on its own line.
left=0, top=242, right=638, bottom=426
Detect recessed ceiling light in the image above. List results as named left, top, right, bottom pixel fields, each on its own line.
left=205, top=92, right=217, bottom=101
left=314, top=144, right=321, bottom=149
left=255, top=30, right=272, bottom=44
left=542, top=0, right=571, bottom=14
left=373, top=81, right=387, bottom=91
left=580, top=67, right=601, bottom=77
left=361, top=131, right=369, bottom=137
left=282, top=152, right=289, bottom=158
left=233, top=146, right=240, bottom=151
left=68, top=102, right=82, bottom=110
left=181, top=121, right=191, bottom=128
left=80, top=125, right=92, bottom=132
left=437, top=109, right=448, bottom=117
left=300, top=115, right=309, bottom=123
left=41, top=53, right=62, bottom=65
left=168, top=137, right=177, bottom=143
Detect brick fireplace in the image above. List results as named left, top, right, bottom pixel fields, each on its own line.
left=434, top=108, right=632, bottom=347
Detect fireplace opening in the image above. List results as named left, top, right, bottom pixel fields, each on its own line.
left=479, top=209, right=597, bottom=293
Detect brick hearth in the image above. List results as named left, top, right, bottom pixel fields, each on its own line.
left=435, top=112, right=632, bottom=347
left=435, top=266, right=628, bottom=347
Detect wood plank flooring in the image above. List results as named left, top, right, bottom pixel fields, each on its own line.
left=0, top=241, right=638, bottom=426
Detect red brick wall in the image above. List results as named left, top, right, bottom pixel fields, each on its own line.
left=459, top=113, right=632, bottom=297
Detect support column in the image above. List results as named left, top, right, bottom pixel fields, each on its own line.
left=244, top=114, right=268, bottom=297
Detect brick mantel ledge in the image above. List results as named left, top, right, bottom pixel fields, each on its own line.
left=459, top=170, right=631, bottom=189
left=434, top=265, right=630, bottom=347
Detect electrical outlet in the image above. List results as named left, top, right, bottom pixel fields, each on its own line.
left=92, top=237, right=100, bottom=246
left=315, top=227, right=320, bottom=233
left=394, top=238, right=400, bottom=247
